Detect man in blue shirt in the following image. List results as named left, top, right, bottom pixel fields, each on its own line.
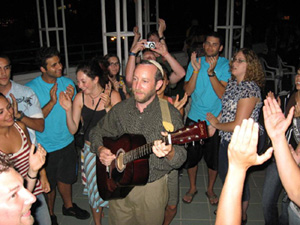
left=182, top=32, right=231, bottom=205
left=26, top=47, right=90, bottom=224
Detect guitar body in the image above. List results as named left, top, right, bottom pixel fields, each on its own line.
left=96, top=120, right=208, bottom=200
left=96, top=134, right=149, bottom=200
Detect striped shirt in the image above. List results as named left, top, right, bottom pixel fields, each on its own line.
left=0, top=123, right=43, bottom=196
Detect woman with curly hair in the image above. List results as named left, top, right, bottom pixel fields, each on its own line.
left=207, top=48, right=265, bottom=224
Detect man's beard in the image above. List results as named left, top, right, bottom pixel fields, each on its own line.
left=133, top=88, right=156, bottom=103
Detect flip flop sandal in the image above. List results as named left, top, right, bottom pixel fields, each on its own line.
left=182, top=190, right=198, bottom=204
left=205, top=192, right=219, bottom=205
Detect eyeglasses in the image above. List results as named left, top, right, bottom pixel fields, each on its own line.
left=232, top=58, right=246, bottom=63
left=0, top=65, right=11, bottom=72
left=109, top=62, right=120, bottom=66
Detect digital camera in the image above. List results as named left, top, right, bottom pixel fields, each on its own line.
left=144, top=41, right=156, bottom=49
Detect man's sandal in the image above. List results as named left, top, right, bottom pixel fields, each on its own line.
left=205, top=192, right=219, bottom=205
left=182, top=190, right=198, bottom=204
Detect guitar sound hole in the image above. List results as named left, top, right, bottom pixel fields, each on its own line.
left=116, top=148, right=126, bottom=173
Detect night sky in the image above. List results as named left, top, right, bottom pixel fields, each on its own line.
left=0, top=0, right=298, bottom=51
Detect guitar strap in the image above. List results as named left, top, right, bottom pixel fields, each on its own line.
left=159, top=98, right=174, bottom=132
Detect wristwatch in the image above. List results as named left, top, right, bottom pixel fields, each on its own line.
left=208, top=71, right=216, bottom=77
left=16, top=111, right=25, bottom=121
left=159, top=36, right=166, bottom=42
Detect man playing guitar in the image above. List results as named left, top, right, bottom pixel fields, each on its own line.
left=90, top=60, right=187, bottom=225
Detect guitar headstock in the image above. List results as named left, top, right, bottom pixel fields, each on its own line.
left=170, top=121, right=208, bottom=145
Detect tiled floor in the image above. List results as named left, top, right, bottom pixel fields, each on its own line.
left=52, top=157, right=282, bottom=225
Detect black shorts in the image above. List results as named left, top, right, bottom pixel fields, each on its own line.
left=45, top=141, right=78, bottom=191
left=183, top=117, right=220, bottom=170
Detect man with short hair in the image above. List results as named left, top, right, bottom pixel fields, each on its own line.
left=0, top=54, right=44, bottom=145
left=183, top=32, right=231, bottom=205
left=26, top=47, right=90, bottom=225
left=90, top=60, right=187, bottom=225
left=0, top=156, right=37, bottom=225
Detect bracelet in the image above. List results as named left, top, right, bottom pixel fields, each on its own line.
left=16, top=111, right=25, bottom=121
left=27, top=173, right=38, bottom=179
left=129, top=52, right=136, bottom=56
left=159, top=36, right=166, bottom=42
left=193, top=71, right=199, bottom=74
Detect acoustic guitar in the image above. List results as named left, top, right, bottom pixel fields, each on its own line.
left=96, top=121, right=208, bottom=200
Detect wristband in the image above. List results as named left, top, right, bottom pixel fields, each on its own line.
left=193, top=71, right=199, bottom=74
left=16, top=111, right=25, bottom=121
left=27, top=173, right=38, bottom=179
left=129, top=52, right=136, bottom=56
left=159, top=36, right=166, bottom=42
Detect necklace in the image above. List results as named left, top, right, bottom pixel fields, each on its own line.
left=89, top=88, right=103, bottom=106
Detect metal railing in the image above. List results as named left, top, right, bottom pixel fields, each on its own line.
left=4, top=36, right=185, bottom=75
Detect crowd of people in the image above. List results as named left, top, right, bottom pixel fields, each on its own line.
left=0, top=18, right=300, bottom=225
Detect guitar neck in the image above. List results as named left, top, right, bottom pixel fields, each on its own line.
left=123, top=136, right=168, bottom=164
left=121, top=120, right=207, bottom=165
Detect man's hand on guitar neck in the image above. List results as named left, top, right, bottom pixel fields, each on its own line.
left=98, top=146, right=116, bottom=166
left=153, top=132, right=175, bottom=160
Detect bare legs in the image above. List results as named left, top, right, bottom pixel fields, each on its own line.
left=163, top=205, right=177, bottom=225
left=47, top=181, right=73, bottom=215
left=183, top=165, right=218, bottom=204
left=242, top=201, right=249, bottom=222
left=187, top=165, right=198, bottom=194
left=206, top=168, right=218, bottom=204
left=91, top=207, right=104, bottom=225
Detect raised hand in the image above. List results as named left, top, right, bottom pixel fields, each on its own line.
left=9, top=93, right=20, bottom=119
left=263, top=97, right=294, bottom=140
left=151, top=42, right=168, bottom=57
left=158, top=18, right=166, bottom=36
left=101, top=83, right=112, bottom=109
left=266, top=91, right=281, bottom=107
left=65, top=84, right=75, bottom=99
left=206, top=56, right=218, bottom=74
left=28, top=144, right=47, bottom=173
left=108, top=76, right=120, bottom=92
left=228, top=119, right=273, bottom=170
left=133, top=26, right=141, bottom=40
left=173, top=93, right=188, bottom=111
left=58, top=91, right=72, bottom=111
left=191, top=52, right=201, bottom=72
left=50, top=83, right=58, bottom=105
left=130, top=39, right=147, bottom=53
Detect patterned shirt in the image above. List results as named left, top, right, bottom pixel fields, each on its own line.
left=0, top=123, right=43, bottom=196
left=220, top=78, right=262, bottom=142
